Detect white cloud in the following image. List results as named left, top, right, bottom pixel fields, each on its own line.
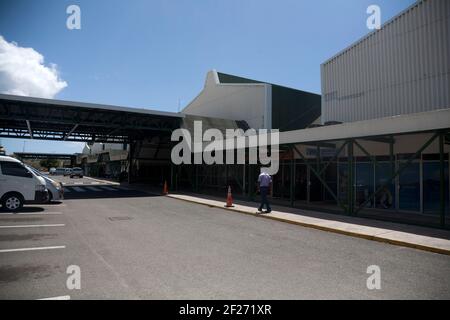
left=0, top=35, right=67, bottom=98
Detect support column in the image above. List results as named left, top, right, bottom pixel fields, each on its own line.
left=439, top=133, right=445, bottom=227
left=347, top=140, right=354, bottom=215
left=128, top=140, right=134, bottom=184
left=290, top=156, right=295, bottom=207
left=170, top=164, right=174, bottom=191
left=194, top=165, right=199, bottom=193
left=248, top=164, right=255, bottom=201
left=389, top=137, right=395, bottom=210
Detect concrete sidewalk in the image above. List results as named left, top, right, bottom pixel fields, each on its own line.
left=159, top=192, right=450, bottom=256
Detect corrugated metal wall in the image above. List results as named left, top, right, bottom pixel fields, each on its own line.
left=321, top=0, right=450, bottom=123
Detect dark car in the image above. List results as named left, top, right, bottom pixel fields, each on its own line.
left=70, top=167, right=84, bottom=178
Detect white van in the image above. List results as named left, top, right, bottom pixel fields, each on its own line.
left=0, top=156, right=48, bottom=212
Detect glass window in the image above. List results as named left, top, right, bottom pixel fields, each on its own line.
left=355, top=162, right=374, bottom=207
left=398, top=162, right=420, bottom=211
left=375, top=162, right=395, bottom=210
left=338, top=163, right=349, bottom=204
left=323, top=163, right=337, bottom=202
left=0, top=161, right=32, bottom=178
left=423, top=161, right=449, bottom=214
left=295, top=163, right=307, bottom=201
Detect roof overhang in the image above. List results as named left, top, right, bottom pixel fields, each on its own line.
left=0, top=94, right=183, bottom=143
left=279, top=108, right=450, bottom=145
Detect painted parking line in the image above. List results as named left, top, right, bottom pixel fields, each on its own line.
left=39, top=295, right=71, bottom=300
left=0, top=224, right=65, bottom=229
left=0, top=212, right=63, bottom=216
left=0, top=245, right=66, bottom=253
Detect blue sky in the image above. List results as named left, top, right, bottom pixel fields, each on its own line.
left=0, top=0, right=416, bottom=153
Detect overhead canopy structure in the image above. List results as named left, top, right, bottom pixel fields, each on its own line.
left=0, top=94, right=183, bottom=143
left=13, top=152, right=76, bottom=161
left=279, top=108, right=450, bottom=145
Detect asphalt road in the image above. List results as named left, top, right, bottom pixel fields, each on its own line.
left=0, top=180, right=450, bottom=299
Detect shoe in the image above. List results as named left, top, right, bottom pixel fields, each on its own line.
left=266, top=210, right=272, bottom=213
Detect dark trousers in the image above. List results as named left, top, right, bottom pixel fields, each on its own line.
left=259, top=186, right=271, bottom=211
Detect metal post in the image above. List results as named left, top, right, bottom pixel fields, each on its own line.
left=389, top=138, right=395, bottom=209
left=128, top=140, right=133, bottom=184
left=170, top=164, right=174, bottom=191
left=248, top=164, right=254, bottom=201
left=195, top=165, right=199, bottom=193
left=439, top=133, right=445, bottom=227
left=347, top=140, right=354, bottom=215
left=290, top=157, right=295, bottom=207
left=243, top=164, right=246, bottom=196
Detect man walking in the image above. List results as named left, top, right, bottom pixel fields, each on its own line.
left=257, top=167, right=272, bottom=213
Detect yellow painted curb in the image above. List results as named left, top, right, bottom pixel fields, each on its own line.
left=167, top=194, right=450, bottom=256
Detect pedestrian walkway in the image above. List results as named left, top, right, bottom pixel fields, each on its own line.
left=160, top=192, right=450, bottom=256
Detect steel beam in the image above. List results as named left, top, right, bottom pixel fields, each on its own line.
left=64, top=124, right=79, bottom=141
left=347, top=140, right=354, bottom=215
left=439, top=132, right=445, bottom=227
left=26, top=120, right=33, bottom=139
left=290, top=157, right=295, bottom=207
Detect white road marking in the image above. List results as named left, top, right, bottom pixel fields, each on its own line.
left=73, top=187, right=86, bottom=192
left=0, top=246, right=66, bottom=253
left=0, top=212, right=63, bottom=216
left=0, top=224, right=65, bottom=229
left=37, top=203, right=67, bottom=207
left=38, top=295, right=71, bottom=300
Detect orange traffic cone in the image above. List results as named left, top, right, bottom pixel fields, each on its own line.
left=163, top=181, right=168, bottom=195
left=225, top=186, right=234, bottom=207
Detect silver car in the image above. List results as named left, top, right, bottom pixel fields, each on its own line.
left=25, top=165, right=64, bottom=202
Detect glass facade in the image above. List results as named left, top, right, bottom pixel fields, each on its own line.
left=423, top=161, right=449, bottom=214
left=179, top=150, right=449, bottom=227
left=375, top=162, right=396, bottom=210
left=398, top=162, right=420, bottom=211
left=355, top=162, right=374, bottom=207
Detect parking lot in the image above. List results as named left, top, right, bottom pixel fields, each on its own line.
left=1, top=176, right=450, bottom=299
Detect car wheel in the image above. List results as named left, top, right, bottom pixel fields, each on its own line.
left=2, top=193, right=24, bottom=212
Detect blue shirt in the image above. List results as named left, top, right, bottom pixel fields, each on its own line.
left=258, top=172, right=272, bottom=187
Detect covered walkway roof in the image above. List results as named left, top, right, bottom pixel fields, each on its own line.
left=279, top=108, right=450, bottom=145
left=0, top=94, right=183, bottom=143
left=13, top=152, right=76, bottom=160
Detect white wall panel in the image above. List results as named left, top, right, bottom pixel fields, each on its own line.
left=321, top=0, right=450, bottom=123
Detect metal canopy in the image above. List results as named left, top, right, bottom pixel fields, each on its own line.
left=13, top=152, right=76, bottom=160
left=0, top=94, right=183, bottom=143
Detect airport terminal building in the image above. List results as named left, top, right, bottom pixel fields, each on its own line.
left=0, top=0, right=448, bottom=228
left=172, top=0, right=450, bottom=228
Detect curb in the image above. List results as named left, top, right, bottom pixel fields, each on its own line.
left=166, top=194, right=450, bottom=256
